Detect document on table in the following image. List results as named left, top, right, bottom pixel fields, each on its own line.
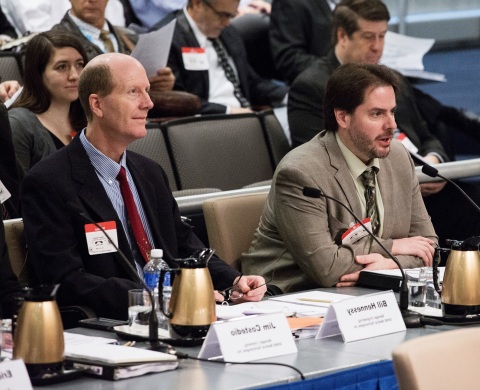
left=380, top=31, right=446, bottom=82
left=215, top=299, right=327, bottom=320
left=64, top=332, right=117, bottom=351
left=131, top=19, right=176, bottom=78
left=269, top=291, right=354, bottom=309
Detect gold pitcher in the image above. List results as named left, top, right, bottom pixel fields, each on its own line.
left=434, top=237, right=480, bottom=317
left=13, top=284, right=64, bottom=377
left=159, top=249, right=216, bottom=342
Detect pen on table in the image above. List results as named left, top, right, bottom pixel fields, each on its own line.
left=297, top=298, right=332, bottom=304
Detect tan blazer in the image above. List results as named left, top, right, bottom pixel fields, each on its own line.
left=241, top=131, right=437, bottom=293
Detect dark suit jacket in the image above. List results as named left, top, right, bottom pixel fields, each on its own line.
left=21, top=135, right=239, bottom=320
left=162, top=10, right=288, bottom=114
left=269, top=0, right=333, bottom=84
left=288, top=50, right=448, bottom=162
left=53, top=12, right=136, bottom=62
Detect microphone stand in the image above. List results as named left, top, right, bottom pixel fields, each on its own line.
left=70, top=203, right=171, bottom=350
left=302, top=187, right=424, bottom=328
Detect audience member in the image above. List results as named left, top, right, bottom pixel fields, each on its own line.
left=52, top=0, right=175, bottom=93
left=269, top=0, right=333, bottom=84
left=131, top=0, right=270, bottom=29
left=0, top=103, right=23, bottom=318
left=241, top=63, right=436, bottom=293
left=156, top=0, right=287, bottom=114
left=21, top=53, right=266, bottom=320
left=9, top=31, right=87, bottom=173
left=0, top=0, right=125, bottom=36
left=288, top=0, right=480, bottom=246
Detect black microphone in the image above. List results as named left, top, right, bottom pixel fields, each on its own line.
left=302, top=187, right=425, bottom=328
left=66, top=202, right=173, bottom=352
left=421, top=163, right=480, bottom=214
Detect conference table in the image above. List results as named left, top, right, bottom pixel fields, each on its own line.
left=35, top=286, right=467, bottom=390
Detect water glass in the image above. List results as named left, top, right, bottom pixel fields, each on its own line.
left=128, top=289, right=155, bottom=327
left=405, top=269, right=427, bottom=308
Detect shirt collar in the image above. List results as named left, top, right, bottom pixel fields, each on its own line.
left=80, top=129, right=127, bottom=184
left=183, top=7, right=208, bottom=48
left=69, top=10, right=110, bottom=39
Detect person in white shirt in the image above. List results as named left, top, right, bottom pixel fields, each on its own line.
left=0, top=0, right=125, bottom=36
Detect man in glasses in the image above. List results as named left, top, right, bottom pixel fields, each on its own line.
left=153, top=0, right=288, bottom=114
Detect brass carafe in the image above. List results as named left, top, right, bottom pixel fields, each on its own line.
left=434, top=236, right=480, bottom=317
left=160, top=249, right=216, bottom=341
left=13, top=284, right=64, bottom=377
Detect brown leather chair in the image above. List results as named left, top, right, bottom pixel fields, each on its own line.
left=148, top=90, right=201, bottom=121
left=202, top=193, right=268, bottom=270
left=392, top=327, right=480, bottom=389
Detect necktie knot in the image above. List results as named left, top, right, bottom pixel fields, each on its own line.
left=100, top=29, right=114, bottom=53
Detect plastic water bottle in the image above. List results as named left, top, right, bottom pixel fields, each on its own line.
left=143, top=249, right=165, bottom=291
left=143, top=249, right=171, bottom=329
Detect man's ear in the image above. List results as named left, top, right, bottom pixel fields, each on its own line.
left=334, top=108, right=349, bottom=129
left=89, top=94, right=104, bottom=118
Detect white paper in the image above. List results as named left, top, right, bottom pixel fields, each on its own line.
left=269, top=291, right=353, bottom=308
left=380, top=31, right=435, bottom=71
left=63, top=332, right=117, bottom=348
left=131, top=19, right=176, bottom=78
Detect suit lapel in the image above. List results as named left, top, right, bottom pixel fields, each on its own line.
left=323, top=132, right=363, bottom=217
left=67, top=136, right=139, bottom=280
left=176, top=12, right=210, bottom=94
left=377, top=158, right=395, bottom=238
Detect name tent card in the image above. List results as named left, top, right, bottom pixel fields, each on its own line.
left=199, top=313, right=297, bottom=362
left=316, top=291, right=405, bottom=343
left=0, top=359, right=33, bottom=390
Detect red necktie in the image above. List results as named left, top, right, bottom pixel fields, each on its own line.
left=117, top=166, right=152, bottom=262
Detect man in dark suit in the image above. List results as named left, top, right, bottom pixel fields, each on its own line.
left=157, top=0, right=288, bottom=115
left=288, top=0, right=480, bottom=246
left=53, top=0, right=175, bottom=92
left=269, top=0, right=334, bottom=84
left=21, top=53, right=266, bottom=320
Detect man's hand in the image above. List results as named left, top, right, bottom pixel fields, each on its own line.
left=0, top=80, right=21, bottom=102
left=231, top=274, right=267, bottom=303
left=336, top=253, right=398, bottom=287
left=392, top=236, right=435, bottom=266
left=149, top=67, right=175, bottom=92
left=229, top=107, right=253, bottom=114
left=420, top=181, right=446, bottom=197
left=237, top=0, right=272, bottom=16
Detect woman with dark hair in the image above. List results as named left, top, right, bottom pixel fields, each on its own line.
left=9, top=30, right=87, bottom=172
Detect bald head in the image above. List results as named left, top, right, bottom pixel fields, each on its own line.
left=79, top=53, right=147, bottom=120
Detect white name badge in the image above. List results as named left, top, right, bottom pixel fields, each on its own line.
left=0, top=359, right=33, bottom=390
left=198, top=313, right=297, bottom=362
left=396, top=132, right=419, bottom=154
left=342, top=218, right=372, bottom=245
left=182, top=47, right=209, bottom=70
left=316, top=291, right=405, bottom=343
left=0, top=180, right=11, bottom=204
left=84, top=221, right=118, bottom=255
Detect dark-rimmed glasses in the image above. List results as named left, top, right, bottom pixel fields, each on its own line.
left=218, top=273, right=273, bottom=303
left=202, top=0, right=238, bottom=20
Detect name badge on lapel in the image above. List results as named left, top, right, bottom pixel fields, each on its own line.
left=84, top=221, right=118, bottom=255
left=182, top=47, right=209, bottom=70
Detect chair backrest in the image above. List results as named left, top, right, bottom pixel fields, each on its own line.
left=0, top=52, right=24, bottom=83
left=392, top=327, right=480, bottom=390
left=202, top=193, right=268, bottom=270
left=3, top=218, right=32, bottom=286
left=162, top=114, right=274, bottom=191
left=259, top=109, right=291, bottom=167
left=127, top=123, right=179, bottom=191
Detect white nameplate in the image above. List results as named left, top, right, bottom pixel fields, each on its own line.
left=198, top=313, right=297, bottom=362
left=316, top=291, right=405, bottom=343
left=0, top=359, right=33, bottom=390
